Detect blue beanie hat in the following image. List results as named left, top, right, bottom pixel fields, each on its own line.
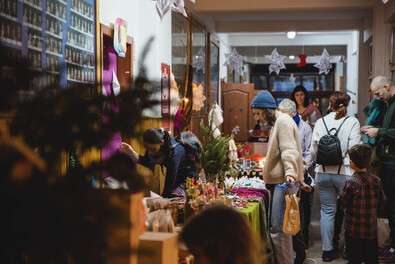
left=250, top=90, right=277, bottom=109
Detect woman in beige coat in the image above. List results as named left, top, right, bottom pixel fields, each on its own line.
left=251, top=90, right=305, bottom=264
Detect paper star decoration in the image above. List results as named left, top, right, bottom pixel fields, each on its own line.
left=193, top=48, right=205, bottom=73
left=172, top=0, right=187, bottom=17
left=265, top=48, right=286, bottom=75
left=223, top=49, right=244, bottom=72
left=156, top=0, right=172, bottom=20
left=289, top=73, right=296, bottom=86
left=314, top=48, right=334, bottom=75
left=192, top=83, right=206, bottom=111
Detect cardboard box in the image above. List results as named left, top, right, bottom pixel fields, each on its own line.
left=138, top=232, right=178, bottom=264
left=250, top=142, right=268, bottom=156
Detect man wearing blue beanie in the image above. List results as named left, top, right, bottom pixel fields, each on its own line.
left=251, top=90, right=304, bottom=264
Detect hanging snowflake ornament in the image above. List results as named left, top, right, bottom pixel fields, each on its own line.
left=289, top=73, right=296, bottom=85
left=193, top=48, right=205, bottom=73
left=265, top=48, right=286, bottom=75
left=223, top=48, right=244, bottom=72
left=172, top=0, right=187, bottom=17
left=232, top=125, right=240, bottom=135
left=314, top=48, right=334, bottom=75
left=156, top=0, right=172, bottom=20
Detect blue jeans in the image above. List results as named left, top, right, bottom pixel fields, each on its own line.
left=316, top=173, right=348, bottom=251
left=270, top=183, right=300, bottom=264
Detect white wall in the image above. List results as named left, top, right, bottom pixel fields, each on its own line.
left=100, top=0, right=172, bottom=117
left=346, top=31, right=359, bottom=117
left=217, top=33, right=232, bottom=106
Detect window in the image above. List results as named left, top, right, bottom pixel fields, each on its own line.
left=250, top=64, right=335, bottom=116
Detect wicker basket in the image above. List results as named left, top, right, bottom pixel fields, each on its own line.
left=167, top=202, right=179, bottom=225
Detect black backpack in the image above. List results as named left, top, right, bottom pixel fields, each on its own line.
left=316, top=116, right=349, bottom=174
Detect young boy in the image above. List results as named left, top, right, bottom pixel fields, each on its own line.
left=338, top=144, right=386, bottom=264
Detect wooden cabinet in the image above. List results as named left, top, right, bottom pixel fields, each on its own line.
left=221, top=83, right=259, bottom=142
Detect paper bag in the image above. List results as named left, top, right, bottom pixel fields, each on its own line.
left=283, top=193, right=301, bottom=235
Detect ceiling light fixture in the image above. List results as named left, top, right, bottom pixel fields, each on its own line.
left=287, top=31, right=296, bottom=39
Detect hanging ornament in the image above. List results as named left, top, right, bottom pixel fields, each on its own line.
left=192, top=83, right=206, bottom=111
left=265, top=48, right=286, bottom=75
left=172, top=0, right=187, bottom=17
left=156, top=0, right=172, bottom=20
left=232, top=125, right=240, bottom=135
left=193, top=48, right=205, bottom=73
left=223, top=48, right=244, bottom=72
left=314, top=48, right=334, bottom=75
left=297, top=54, right=307, bottom=67
left=289, top=73, right=296, bottom=86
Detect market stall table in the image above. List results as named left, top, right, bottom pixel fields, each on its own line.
left=237, top=197, right=272, bottom=255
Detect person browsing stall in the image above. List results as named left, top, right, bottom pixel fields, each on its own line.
left=290, top=85, right=322, bottom=128
left=310, top=91, right=361, bottom=262
left=361, top=76, right=395, bottom=263
left=278, top=99, right=314, bottom=264
left=251, top=90, right=304, bottom=264
left=338, top=144, right=386, bottom=264
left=120, top=128, right=198, bottom=198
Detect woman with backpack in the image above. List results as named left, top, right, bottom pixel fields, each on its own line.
left=310, top=91, right=361, bottom=262
left=120, top=128, right=199, bottom=198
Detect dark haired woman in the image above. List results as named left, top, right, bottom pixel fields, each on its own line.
left=180, top=205, right=265, bottom=264
left=310, top=91, right=361, bottom=262
left=290, top=85, right=322, bottom=127
left=120, top=128, right=198, bottom=197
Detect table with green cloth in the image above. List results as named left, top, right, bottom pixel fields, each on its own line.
left=237, top=197, right=272, bottom=255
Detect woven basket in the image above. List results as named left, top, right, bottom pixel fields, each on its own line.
left=167, top=202, right=179, bottom=225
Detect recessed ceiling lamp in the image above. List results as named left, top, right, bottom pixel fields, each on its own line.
left=287, top=31, right=296, bottom=39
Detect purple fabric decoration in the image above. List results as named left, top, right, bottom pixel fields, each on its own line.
left=102, top=42, right=121, bottom=179
left=231, top=187, right=269, bottom=211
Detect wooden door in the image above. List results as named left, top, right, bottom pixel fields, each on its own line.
left=221, top=83, right=255, bottom=142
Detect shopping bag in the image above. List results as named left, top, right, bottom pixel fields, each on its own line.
left=283, top=193, right=301, bottom=235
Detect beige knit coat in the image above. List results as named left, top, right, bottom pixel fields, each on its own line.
left=262, top=111, right=304, bottom=184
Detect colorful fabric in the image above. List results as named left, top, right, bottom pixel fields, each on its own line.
left=230, top=187, right=269, bottom=211
left=338, top=171, right=386, bottom=239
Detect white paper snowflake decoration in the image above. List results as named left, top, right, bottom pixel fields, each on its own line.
left=172, top=0, right=187, bottom=17
left=314, top=48, right=334, bottom=75
left=265, top=48, right=286, bottom=75
left=223, top=48, right=244, bottom=72
left=156, top=0, right=172, bottom=20
left=193, top=48, right=205, bottom=73
left=289, top=73, right=296, bottom=85
left=232, top=125, right=240, bottom=135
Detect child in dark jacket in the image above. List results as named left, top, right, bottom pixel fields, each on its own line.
left=338, top=144, right=386, bottom=264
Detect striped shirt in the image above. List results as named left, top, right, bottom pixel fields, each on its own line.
left=338, top=171, right=386, bottom=239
